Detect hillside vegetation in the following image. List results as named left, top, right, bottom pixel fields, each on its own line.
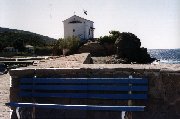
left=0, top=27, right=56, bottom=52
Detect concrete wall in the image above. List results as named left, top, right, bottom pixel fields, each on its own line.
left=9, top=66, right=180, bottom=119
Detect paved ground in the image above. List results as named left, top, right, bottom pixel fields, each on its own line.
left=0, top=73, right=10, bottom=119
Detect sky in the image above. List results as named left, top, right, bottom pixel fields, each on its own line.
left=0, top=0, right=179, bottom=49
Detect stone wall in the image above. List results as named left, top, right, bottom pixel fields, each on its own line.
left=9, top=66, right=180, bottom=119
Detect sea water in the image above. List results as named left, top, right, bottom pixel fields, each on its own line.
left=148, top=49, right=180, bottom=64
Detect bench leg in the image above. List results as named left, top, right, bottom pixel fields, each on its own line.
left=32, top=106, right=35, bottom=119
left=121, top=111, right=126, bottom=119
left=16, top=107, right=20, bottom=119
left=122, top=111, right=132, bottom=119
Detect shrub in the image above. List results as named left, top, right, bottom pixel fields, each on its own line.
left=58, top=36, right=80, bottom=55
left=35, top=46, right=53, bottom=56
left=98, top=31, right=120, bottom=44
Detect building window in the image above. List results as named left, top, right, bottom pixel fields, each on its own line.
left=73, top=29, right=75, bottom=32
left=89, top=29, right=90, bottom=35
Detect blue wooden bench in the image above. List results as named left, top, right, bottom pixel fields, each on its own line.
left=6, top=76, right=148, bottom=119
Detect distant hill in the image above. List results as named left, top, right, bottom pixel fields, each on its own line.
left=0, top=27, right=57, bottom=51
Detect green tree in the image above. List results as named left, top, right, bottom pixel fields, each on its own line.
left=52, top=39, right=62, bottom=55
left=98, top=30, right=120, bottom=44
left=109, top=30, right=120, bottom=39
left=13, top=39, right=25, bottom=52
left=56, top=36, right=80, bottom=55
left=58, top=36, right=80, bottom=50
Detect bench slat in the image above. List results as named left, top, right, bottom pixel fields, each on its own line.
left=20, top=85, right=148, bottom=91
left=21, top=78, right=148, bottom=84
left=6, top=102, right=145, bottom=111
left=20, top=92, right=147, bottom=99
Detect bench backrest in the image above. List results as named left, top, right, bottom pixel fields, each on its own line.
left=19, top=78, right=148, bottom=100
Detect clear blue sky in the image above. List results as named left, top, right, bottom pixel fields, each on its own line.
left=0, top=0, right=179, bottom=49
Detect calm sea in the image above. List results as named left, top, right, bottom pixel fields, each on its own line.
left=148, top=49, right=180, bottom=64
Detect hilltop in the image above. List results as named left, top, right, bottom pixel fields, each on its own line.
left=0, top=27, right=56, bottom=51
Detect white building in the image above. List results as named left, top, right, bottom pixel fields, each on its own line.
left=63, top=15, right=95, bottom=41
left=3, top=47, right=17, bottom=52
left=25, top=45, right=34, bottom=54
